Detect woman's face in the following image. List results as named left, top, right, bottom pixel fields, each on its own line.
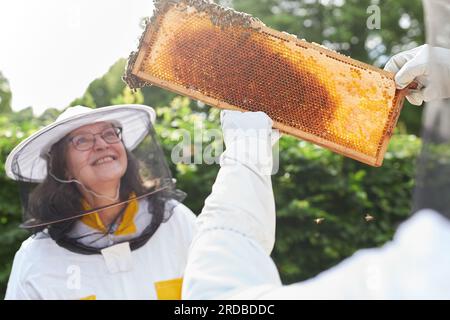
left=65, top=122, right=127, bottom=191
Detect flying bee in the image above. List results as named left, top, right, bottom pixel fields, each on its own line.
left=314, top=218, right=325, bottom=225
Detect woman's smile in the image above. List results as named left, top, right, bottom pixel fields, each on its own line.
left=91, top=154, right=118, bottom=166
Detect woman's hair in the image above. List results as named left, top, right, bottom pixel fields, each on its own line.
left=26, top=134, right=165, bottom=243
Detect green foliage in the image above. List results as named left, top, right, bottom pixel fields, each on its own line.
left=273, top=134, right=420, bottom=282
left=0, top=112, right=36, bottom=298
left=154, top=97, right=222, bottom=212
left=0, top=72, right=12, bottom=114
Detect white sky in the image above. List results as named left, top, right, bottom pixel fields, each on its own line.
left=0, top=0, right=155, bottom=115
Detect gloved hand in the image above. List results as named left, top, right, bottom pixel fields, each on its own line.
left=220, top=110, right=281, bottom=147
left=220, top=110, right=280, bottom=176
left=192, top=110, right=278, bottom=256
left=384, top=44, right=450, bottom=105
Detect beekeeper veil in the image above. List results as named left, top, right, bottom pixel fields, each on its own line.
left=5, top=104, right=185, bottom=254
left=412, top=0, right=450, bottom=218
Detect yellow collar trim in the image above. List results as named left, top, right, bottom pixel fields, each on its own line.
left=80, top=193, right=139, bottom=236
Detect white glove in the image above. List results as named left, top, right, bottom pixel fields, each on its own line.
left=384, top=44, right=450, bottom=105
left=220, top=110, right=280, bottom=176
left=220, top=110, right=280, bottom=147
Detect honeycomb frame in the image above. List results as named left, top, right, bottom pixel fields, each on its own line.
left=124, top=0, right=407, bottom=166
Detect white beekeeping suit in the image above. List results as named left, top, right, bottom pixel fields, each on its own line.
left=5, top=105, right=197, bottom=300
left=182, top=0, right=450, bottom=299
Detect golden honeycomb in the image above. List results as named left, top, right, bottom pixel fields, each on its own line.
left=124, top=0, right=407, bottom=166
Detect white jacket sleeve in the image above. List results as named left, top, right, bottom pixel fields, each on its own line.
left=182, top=111, right=283, bottom=299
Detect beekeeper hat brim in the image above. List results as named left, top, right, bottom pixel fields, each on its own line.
left=5, top=104, right=156, bottom=183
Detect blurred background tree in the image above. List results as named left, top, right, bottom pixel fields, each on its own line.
left=0, top=0, right=425, bottom=297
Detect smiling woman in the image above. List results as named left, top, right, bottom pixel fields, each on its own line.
left=3, top=104, right=197, bottom=299
left=64, top=123, right=128, bottom=226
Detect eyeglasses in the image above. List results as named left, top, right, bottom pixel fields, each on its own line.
left=67, top=127, right=123, bottom=151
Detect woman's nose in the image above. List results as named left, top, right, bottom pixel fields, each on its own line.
left=93, top=135, right=109, bottom=151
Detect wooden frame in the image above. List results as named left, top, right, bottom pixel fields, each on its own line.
left=125, top=0, right=407, bottom=167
